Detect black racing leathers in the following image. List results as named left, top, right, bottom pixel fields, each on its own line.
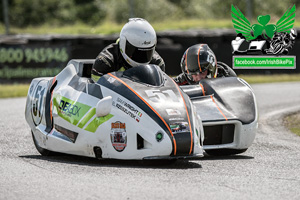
left=91, top=42, right=165, bottom=82
left=173, top=62, right=237, bottom=85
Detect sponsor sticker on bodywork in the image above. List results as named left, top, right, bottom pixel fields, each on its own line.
left=170, top=122, right=190, bottom=134
left=53, top=95, right=91, bottom=125
left=112, top=97, right=143, bottom=123
left=53, top=94, right=113, bottom=132
left=111, top=121, right=127, bottom=152
left=107, top=77, right=116, bottom=83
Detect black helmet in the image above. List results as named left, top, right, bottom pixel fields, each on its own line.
left=180, top=44, right=217, bottom=84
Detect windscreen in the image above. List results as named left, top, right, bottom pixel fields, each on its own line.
left=122, top=64, right=164, bottom=86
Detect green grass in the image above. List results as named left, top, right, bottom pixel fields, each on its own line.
left=0, top=84, right=29, bottom=98
left=152, top=19, right=233, bottom=32
left=283, top=113, right=300, bottom=136
left=2, top=18, right=300, bottom=35
left=0, top=19, right=249, bottom=35
left=239, top=74, right=300, bottom=84
left=8, top=22, right=123, bottom=35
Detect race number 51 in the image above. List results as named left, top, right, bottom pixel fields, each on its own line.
left=31, top=81, right=47, bottom=125
left=145, top=89, right=179, bottom=103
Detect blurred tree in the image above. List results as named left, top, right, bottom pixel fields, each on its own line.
left=0, top=1, right=3, bottom=22
left=0, top=0, right=298, bottom=28
left=8, top=0, right=76, bottom=27
left=107, top=0, right=180, bottom=23
left=181, top=0, right=246, bottom=19
left=5, top=0, right=106, bottom=27
left=75, top=0, right=106, bottom=25
left=52, top=0, right=77, bottom=25
left=252, top=0, right=294, bottom=22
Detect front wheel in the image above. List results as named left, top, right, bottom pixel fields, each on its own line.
left=205, top=148, right=248, bottom=156
left=31, top=131, right=55, bottom=156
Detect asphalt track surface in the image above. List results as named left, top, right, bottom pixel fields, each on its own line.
left=1, top=82, right=300, bottom=200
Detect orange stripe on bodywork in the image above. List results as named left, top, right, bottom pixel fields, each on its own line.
left=172, top=79, right=193, bottom=155
left=50, top=77, right=56, bottom=125
left=108, top=73, right=177, bottom=155
left=199, top=83, right=205, bottom=96
left=210, top=95, right=228, bottom=121
left=197, top=44, right=203, bottom=72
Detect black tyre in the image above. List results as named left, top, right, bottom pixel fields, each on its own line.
left=205, top=148, right=247, bottom=156
left=31, top=131, right=55, bottom=156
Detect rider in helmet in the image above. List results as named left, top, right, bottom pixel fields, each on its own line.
left=91, top=18, right=165, bottom=82
left=173, top=44, right=236, bottom=85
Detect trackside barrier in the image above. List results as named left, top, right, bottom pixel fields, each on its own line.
left=0, top=29, right=299, bottom=83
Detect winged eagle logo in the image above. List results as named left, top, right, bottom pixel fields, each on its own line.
left=231, top=4, right=296, bottom=41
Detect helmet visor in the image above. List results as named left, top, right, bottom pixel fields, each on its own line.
left=125, top=40, right=155, bottom=64
left=186, top=62, right=210, bottom=74
left=186, top=70, right=207, bottom=81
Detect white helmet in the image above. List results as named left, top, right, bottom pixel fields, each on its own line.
left=119, top=18, right=157, bottom=67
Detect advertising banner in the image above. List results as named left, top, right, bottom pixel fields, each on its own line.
left=0, top=43, right=71, bottom=82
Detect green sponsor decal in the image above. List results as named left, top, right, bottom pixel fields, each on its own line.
left=53, top=95, right=91, bottom=126
left=53, top=94, right=114, bottom=133
left=85, top=114, right=114, bottom=133
left=233, top=56, right=295, bottom=69
left=78, top=108, right=96, bottom=128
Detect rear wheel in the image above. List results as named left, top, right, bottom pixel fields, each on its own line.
left=31, top=131, right=55, bottom=156
left=205, top=148, right=247, bottom=156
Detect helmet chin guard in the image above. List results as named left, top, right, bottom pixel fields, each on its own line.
left=119, top=18, right=157, bottom=67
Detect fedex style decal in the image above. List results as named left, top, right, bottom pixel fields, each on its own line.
left=58, top=100, right=81, bottom=117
